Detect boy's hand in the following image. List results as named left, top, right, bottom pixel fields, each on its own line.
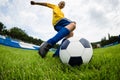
left=31, top=1, right=35, bottom=5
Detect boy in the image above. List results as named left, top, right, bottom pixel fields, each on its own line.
left=31, top=1, right=76, bottom=58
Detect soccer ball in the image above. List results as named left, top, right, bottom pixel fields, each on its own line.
left=59, top=37, right=93, bottom=66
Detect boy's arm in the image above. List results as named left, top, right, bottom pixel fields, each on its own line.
left=30, top=1, right=55, bottom=8
left=31, top=1, right=47, bottom=6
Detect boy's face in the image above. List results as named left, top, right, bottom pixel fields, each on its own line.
left=58, top=1, right=65, bottom=9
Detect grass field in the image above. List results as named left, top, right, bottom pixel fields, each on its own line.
left=0, top=44, right=120, bottom=80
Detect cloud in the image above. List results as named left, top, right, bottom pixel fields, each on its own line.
left=0, top=0, right=9, bottom=6
left=0, top=0, right=120, bottom=42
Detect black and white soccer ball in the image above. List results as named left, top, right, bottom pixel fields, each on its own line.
left=60, top=37, right=93, bottom=66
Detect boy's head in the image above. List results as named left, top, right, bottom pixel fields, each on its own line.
left=58, top=1, right=65, bottom=9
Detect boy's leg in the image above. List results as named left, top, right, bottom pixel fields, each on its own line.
left=47, top=22, right=76, bottom=46
left=38, top=27, right=70, bottom=58
left=38, top=22, right=76, bottom=58
left=53, top=38, right=66, bottom=57
left=52, top=47, right=60, bottom=57
left=47, top=27, right=70, bottom=46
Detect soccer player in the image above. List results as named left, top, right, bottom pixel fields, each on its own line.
left=31, top=1, right=76, bottom=58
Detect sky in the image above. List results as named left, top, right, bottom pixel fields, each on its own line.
left=0, top=0, right=120, bottom=42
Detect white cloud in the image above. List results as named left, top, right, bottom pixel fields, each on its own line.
left=0, top=0, right=120, bottom=42
left=0, top=0, right=9, bottom=6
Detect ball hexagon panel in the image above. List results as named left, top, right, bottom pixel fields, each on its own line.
left=66, top=41, right=84, bottom=56
left=60, top=49, right=71, bottom=64
left=81, top=48, right=93, bottom=63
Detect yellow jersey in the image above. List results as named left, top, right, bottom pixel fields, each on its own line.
left=46, top=3, right=64, bottom=26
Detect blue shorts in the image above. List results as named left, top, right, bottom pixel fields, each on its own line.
left=54, top=18, right=73, bottom=32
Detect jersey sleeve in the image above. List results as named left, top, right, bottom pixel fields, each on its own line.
left=46, top=3, right=56, bottom=9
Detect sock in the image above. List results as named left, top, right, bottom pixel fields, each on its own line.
left=47, top=27, right=70, bottom=46
left=54, top=38, right=67, bottom=56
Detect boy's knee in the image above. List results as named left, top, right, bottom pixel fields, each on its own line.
left=65, top=22, right=76, bottom=31
left=70, top=22, right=76, bottom=31
left=72, top=22, right=76, bottom=29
